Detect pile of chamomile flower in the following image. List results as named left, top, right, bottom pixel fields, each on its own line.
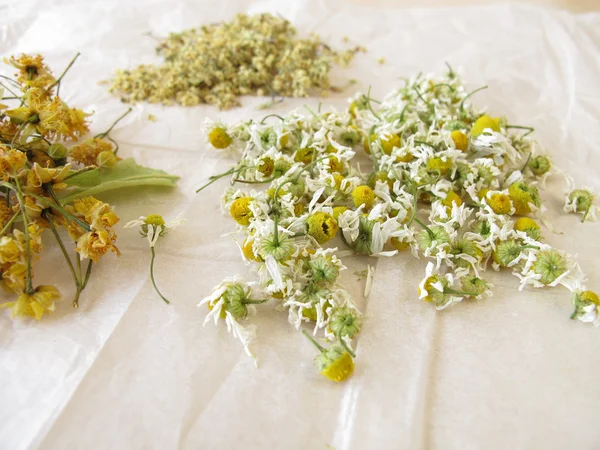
left=197, top=65, right=598, bottom=382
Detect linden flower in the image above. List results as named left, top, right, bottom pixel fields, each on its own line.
left=0, top=147, right=28, bottom=177
left=68, top=138, right=114, bottom=166
left=76, top=229, right=119, bottom=262
left=26, top=162, right=71, bottom=192
left=306, top=211, right=338, bottom=244
left=564, top=188, right=596, bottom=222
left=0, top=285, right=60, bottom=320
left=5, top=54, right=55, bottom=88
left=208, top=126, right=233, bottom=149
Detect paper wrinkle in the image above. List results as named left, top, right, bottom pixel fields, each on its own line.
left=1, top=1, right=600, bottom=449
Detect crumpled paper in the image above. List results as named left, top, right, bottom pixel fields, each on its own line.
left=1, top=1, right=600, bottom=449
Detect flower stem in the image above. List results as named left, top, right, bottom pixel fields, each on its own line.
left=337, top=330, right=356, bottom=358
left=26, top=192, right=91, bottom=232
left=460, top=85, right=488, bottom=111
left=507, top=124, right=535, bottom=137
left=150, top=246, right=170, bottom=304
left=302, top=329, right=325, bottom=353
left=260, top=113, right=285, bottom=124
left=48, top=52, right=81, bottom=96
left=44, top=211, right=79, bottom=289
left=12, top=178, right=34, bottom=294
left=196, top=167, right=244, bottom=193
left=95, top=108, right=133, bottom=140
left=0, top=210, right=19, bottom=236
left=366, top=86, right=382, bottom=119
left=520, top=152, right=532, bottom=173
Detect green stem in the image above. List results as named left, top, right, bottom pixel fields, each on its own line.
left=367, top=125, right=379, bottom=171
left=195, top=167, right=238, bottom=193
left=414, top=86, right=430, bottom=106
left=337, top=330, right=356, bottom=358
left=0, top=211, right=19, bottom=236
left=302, top=329, right=325, bottom=353
left=44, top=210, right=80, bottom=290
left=407, top=184, right=419, bottom=227
left=150, top=246, right=170, bottom=304
left=13, top=178, right=34, bottom=294
left=72, top=260, right=92, bottom=308
left=48, top=52, right=81, bottom=95
left=242, top=298, right=269, bottom=305
left=445, top=62, right=455, bottom=78
left=95, top=108, right=133, bottom=139
left=62, top=166, right=95, bottom=182
left=582, top=207, right=591, bottom=223
left=507, top=124, right=534, bottom=137
left=460, top=85, right=488, bottom=111
left=444, top=288, right=478, bottom=297
left=520, top=152, right=532, bottom=173
left=260, top=113, right=285, bottom=124
left=366, top=86, right=381, bottom=120
left=414, top=216, right=433, bottom=237
left=25, top=191, right=91, bottom=232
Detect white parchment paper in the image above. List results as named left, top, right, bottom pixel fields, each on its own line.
left=1, top=1, right=599, bottom=449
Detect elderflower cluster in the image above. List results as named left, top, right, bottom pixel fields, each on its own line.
left=198, top=66, right=598, bottom=382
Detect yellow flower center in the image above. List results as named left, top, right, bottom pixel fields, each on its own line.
left=352, top=185, right=375, bottom=208
left=208, top=127, right=232, bottom=149
left=471, top=115, right=500, bottom=137
left=144, top=214, right=165, bottom=227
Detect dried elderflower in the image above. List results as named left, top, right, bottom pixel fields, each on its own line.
left=109, top=13, right=362, bottom=109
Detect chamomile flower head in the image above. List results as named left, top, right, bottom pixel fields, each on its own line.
left=508, top=181, right=540, bottom=215
left=513, top=217, right=541, bottom=240
left=564, top=188, right=596, bottom=222
left=352, top=185, right=375, bottom=209
left=528, top=155, right=551, bottom=176
left=208, top=126, right=233, bottom=149
left=308, top=254, right=341, bottom=283
left=417, top=225, right=450, bottom=254
left=460, top=275, right=491, bottom=298
left=259, top=232, right=294, bottom=261
left=493, top=239, right=528, bottom=267
left=306, top=211, right=338, bottom=244
left=532, top=249, right=568, bottom=286
left=471, top=115, right=500, bottom=137
left=230, top=197, right=254, bottom=226
left=329, top=306, right=362, bottom=339
left=314, top=343, right=355, bottom=382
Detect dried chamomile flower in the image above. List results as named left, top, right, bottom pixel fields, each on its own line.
left=195, top=65, right=600, bottom=382
left=306, top=211, right=338, bottom=244
left=564, top=188, right=596, bottom=222
left=303, top=331, right=355, bottom=383
left=125, top=214, right=185, bottom=304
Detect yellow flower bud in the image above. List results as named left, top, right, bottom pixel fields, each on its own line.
left=316, top=344, right=355, bottom=382
left=508, top=182, right=540, bottom=215
left=442, top=191, right=463, bottom=208
left=450, top=130, right=469, bottom=151
left=306, top=211, right=338, bottom=244
left=486, top=193, right=512, bottom=215
left=352, top=185, right=375, bottom=208
left=380, top=133, right=401, bottom=155
left=229, top=197, right=253, bottom=226
left=208, top=127, right=232, bottom=149
left=242, top=239, right=262, bottom=262
left=426, top=157, right=452, bottom=175
left=471, top=115, right=500, bottom=137
left=514, top=217, right=541, bottom=240
left=294, top=147, right=314, bottom=165
left=332, top=206, right=348, bottom=220
left=144, top=214, right=165, bottom=227
left=0, top=285, right=60, bottom=320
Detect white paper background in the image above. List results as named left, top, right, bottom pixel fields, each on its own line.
left=1, top=1, right=599, bottom=449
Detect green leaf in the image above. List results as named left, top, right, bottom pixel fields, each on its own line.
left=60, top=158, right=179, bottom=203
